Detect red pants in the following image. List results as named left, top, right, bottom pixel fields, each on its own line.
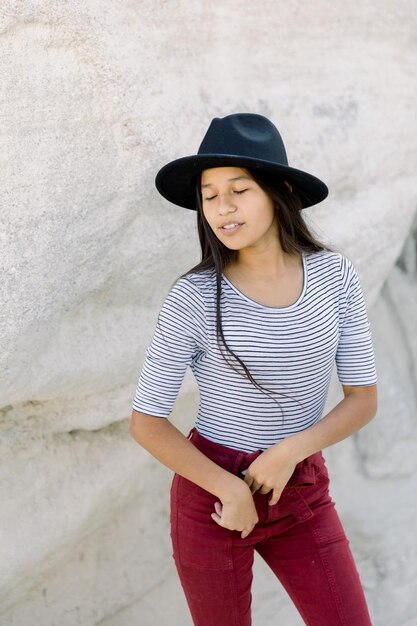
left=170, top=427, right=372, bottom=626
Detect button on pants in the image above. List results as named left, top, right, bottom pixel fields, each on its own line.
left=170, top=428, right=372, bottom=626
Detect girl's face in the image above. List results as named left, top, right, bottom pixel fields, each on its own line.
left=200, top=166, right=278, bottom=251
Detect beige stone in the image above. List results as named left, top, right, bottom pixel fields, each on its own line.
left=1, top=1, right=417, bottom=624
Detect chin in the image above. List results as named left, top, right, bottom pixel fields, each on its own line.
left=220, top=241, right=243, bottom=250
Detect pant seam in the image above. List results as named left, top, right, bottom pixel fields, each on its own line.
left=230, top=538, right=249, bottom=626
left=308, top=519, right=349, bottom=626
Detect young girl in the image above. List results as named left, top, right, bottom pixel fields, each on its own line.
left=130, top=113, right=378, bottom=626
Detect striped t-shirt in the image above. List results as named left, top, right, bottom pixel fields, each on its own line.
left=132, top=250, right=378, bottom=452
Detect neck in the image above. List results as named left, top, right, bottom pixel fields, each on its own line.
left=230, top=248, right=301, bottom=280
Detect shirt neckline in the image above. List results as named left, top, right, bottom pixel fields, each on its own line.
left=221, top=251, right=308, bottom=311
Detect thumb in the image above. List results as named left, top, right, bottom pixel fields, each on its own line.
left=269, top=489, right=282, bottom=506
left=211, top=512, right=223, bottom=526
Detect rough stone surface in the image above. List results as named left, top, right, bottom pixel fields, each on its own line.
left=1, top=1, right=417, bottom=625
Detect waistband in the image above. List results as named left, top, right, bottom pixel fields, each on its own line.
left=186, top=427, right=323, bottom=481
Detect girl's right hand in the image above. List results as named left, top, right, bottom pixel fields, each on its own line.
left=211, top=484, right=259, bottom=539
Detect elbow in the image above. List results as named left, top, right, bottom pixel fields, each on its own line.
left=130, top=409, right=144, bottom=443
left=364, top=386, right=378, bottom=424
left=369, top=384, right=378, bottom=419
left=129, top=409, right=168, bottom=445
left=342, top=383, right=378, bottom=423
left=358, top=397, right=377, bottom=430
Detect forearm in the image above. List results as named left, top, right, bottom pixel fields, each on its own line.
left=130, top=411, right=246, bottom=501
left=277, top=388, right=378, bottom=464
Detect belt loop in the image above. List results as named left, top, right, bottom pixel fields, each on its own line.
left=232, top=449, right=263, bottom=476
left=231, top=451, right=246, bottom=475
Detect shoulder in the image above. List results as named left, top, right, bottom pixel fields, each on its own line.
left=305, top=249, right=345, bottom=274
left=160, top=268, right=215, bottom=318
left=179, top=266, right=216, bottom=286
left=174, top=267, right=217, bottom=299
left=305, top=250, right=362, bottom=297
left=306, top=249, right=358, bottom=271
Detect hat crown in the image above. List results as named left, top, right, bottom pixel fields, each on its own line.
left=197, top=113, right=289, bottom=166
left=154, top=112, right=328, bottom=210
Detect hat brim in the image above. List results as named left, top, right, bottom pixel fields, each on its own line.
left=155, top=154, right=329, bottom=210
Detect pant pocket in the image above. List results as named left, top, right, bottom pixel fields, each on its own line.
left=171, top=475, right=234, bottom=571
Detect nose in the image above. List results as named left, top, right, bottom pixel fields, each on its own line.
left=218, top=192, right=237, bottom=215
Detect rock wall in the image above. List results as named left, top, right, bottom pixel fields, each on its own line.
left=1, top=1, right=416, bottom=625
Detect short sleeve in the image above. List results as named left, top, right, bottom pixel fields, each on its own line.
left=335, top=255, right=378, bottom=386
left=132, top=277, right=206, bottom=417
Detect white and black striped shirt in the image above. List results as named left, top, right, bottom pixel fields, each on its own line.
left=132, top=250, right=378, bottom=452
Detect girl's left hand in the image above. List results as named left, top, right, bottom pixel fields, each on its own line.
left=242, top=444, right=298, bottom=506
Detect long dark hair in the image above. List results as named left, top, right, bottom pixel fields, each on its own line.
left=174, top=168, right=337, bottom=416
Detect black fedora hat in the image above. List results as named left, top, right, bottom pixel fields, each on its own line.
left=155, top=113, right=328, bottom=210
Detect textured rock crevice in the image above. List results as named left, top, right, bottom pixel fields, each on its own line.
left=355, top=208, right=417, bottom=479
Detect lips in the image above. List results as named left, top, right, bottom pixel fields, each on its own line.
left=219, top=223, right=244, bottom=234
left=219, top=222, right=243, bottom=229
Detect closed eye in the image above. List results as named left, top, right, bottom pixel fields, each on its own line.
left=204, top=188, right=248, bottom=201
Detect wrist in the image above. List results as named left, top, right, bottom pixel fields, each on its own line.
left=216, top=472, right=251, bottom=503
left=272, top=433, right=312, bottom=465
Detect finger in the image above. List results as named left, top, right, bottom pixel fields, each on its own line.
left=259, top=485, right=272, bottom=495
left=214, top=501, right=222, bottom=515
left=243, top=473, right=254, bottom=489
left=241, top=527, right=253, bottom=539
left=249, top=481, right=262, bottom=495
left=211, top=512, right=223, bottom=525
left=269, top=489, right=282, bottom=506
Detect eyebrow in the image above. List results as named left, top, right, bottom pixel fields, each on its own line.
left=201, top=175, right=251, bottom=189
